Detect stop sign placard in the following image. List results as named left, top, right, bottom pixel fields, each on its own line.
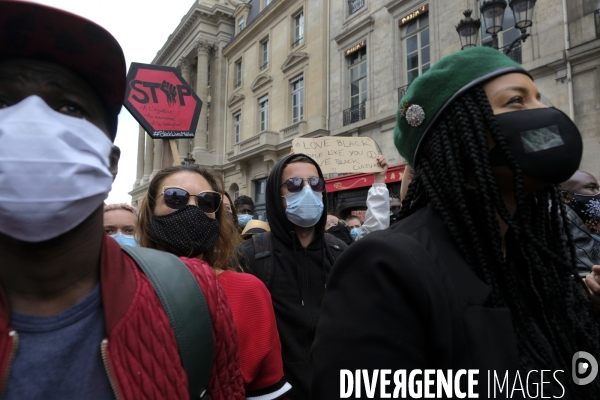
left=124, top=62, right=202, bottom=139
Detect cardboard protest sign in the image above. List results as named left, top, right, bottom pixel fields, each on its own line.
left=124, top=63, right=202, bottom=139
left=292, top=137, right=383, bottom=174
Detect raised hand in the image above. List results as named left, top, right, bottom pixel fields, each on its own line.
left=159, top=80, right=177, bottom=106
left=374, top=154, right=389, bottom=184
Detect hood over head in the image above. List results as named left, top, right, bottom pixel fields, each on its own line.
left=266, top=153, right=328, bottom=245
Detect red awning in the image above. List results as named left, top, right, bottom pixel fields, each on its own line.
left=325, top=163, right=406, bottom=193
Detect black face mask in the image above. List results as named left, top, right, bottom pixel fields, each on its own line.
left=568, top=192, right=600, bottom=233
left=489, top=107, right=582, bottom=184
left=149, top=205, right=221, bottom=258
left=327, top=224, right=353, bottom=245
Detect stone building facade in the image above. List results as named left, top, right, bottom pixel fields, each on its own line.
left=130, top=0, right=330, bottom=219
left=221, top=0, right=329, bottom=220
left=327, top=0, right=600, bottom=216
left=131, top=0, right=600, bottom=214
left=130, top=0, right=237, bottom=207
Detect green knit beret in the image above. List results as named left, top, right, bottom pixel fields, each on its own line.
left=394, top=46, right=531, bottom=168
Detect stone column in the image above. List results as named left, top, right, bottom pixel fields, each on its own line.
left=142, top=129, right=154, bottom=184
left=194, top=40, right=210, bottom=157
left=178, top=57, right=193, bottom=161
left=134, top=126, right=145, bottom=188
left=151, top=138, right=162, bottom=178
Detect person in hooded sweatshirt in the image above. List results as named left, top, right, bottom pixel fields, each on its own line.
left=238, top=153, right=348, bottom=399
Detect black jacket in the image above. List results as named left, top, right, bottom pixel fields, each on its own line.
left=565, top=206, right=600, bottom=274
left=311, top=207, right=523, bottom=399
left=240, top=154, right=347, bottom=400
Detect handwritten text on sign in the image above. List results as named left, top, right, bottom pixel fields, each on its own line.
left=292, top=137, right=383, bottom=175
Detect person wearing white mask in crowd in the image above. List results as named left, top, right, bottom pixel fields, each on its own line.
left=0, top=2, right=244, bottom=399
left=345, top=216, right=362, bottom=241
left=103, top=203, right=139, bottom=247
left=234, top=195, right=255, bottom=230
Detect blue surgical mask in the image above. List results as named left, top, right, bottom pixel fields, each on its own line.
left=238, top=213, right=253, bottom=228
left=350, top=228, right=361, bottom=239
left=283, top=184, right=324, bottom=228
left=110, top=232, right=138, bottom=247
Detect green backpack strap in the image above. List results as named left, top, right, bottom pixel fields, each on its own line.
left=120, top=246, right=213, bottom=400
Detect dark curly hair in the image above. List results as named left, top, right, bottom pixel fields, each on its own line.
left=400, top=85, right=600, bottom=397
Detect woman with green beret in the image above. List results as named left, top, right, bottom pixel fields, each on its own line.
left=311, top=47, right=600, bottom=399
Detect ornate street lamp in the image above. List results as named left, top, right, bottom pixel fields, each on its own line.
left=504, top=0, right=537, bottom=54
left=456, top=0, right=537, bottom=56
left=456, top=10, right=481, bottom=50
left=480, top=0, right=507, bottom=49
left=510, top=0, right=536, bottom=30
left=182, top=152, right=196, bottom=166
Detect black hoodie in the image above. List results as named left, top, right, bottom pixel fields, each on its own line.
left=248, top=154, right=347, bottom=399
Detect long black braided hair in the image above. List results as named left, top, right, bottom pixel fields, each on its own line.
left=400, top=85, right=600, bottom=397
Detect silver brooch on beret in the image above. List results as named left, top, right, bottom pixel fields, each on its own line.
left=404, top=104, right=425, bottom=127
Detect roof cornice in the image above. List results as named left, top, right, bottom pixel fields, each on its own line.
left=153, top=3, right=235, bottom=66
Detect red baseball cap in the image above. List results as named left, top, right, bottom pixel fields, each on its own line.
left=0, top=0, right=126, bottom=138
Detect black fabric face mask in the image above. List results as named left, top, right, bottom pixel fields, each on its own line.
left=488, top=107, right=582, bottom=185
left=149, top=205, right=221, bottom=258
left=568, top=192, right=600, bottom=233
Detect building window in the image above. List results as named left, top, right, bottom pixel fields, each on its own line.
left=254, top=178, right=267, bottom=221
left=344, top=47, right=367, bottom=125
left=349, top=47, right=367, bottom=108
left=233, top=112, right=241, bottom=143
left=481, top=7, right=522, bottom=63
left=404, top=13, right=430, bottom=85
left=259, top=96, right=269, bottom=132
left=349, top=0, right=365, bottom=15
left=233, top=186, right=239, bottom=199
left=207, top=62, right=211, bottom=87
left=260, top=39, right=269, bottom=70
left=291, top=75, right=304, bottom=123
left=235, top=59, right=242, bottom=88
left=238, top=17, right=245, bottom=33
left=265, top=0, right=273, bottom=6
left=293, top=11, right=304, bottom=47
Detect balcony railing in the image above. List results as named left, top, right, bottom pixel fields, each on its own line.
left=292, top=37, right=304, bottom=48
left=349, top=0, right=365, bottom=15
left=280, top=120, right=307, bottom=142
left=398, top=84, right=410, bottom=103
left=260, top=61, right=269, bottom=70
left=343, top=102, right=366, bottom=126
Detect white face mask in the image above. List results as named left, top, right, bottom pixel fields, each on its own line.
left=0, top=96, right=113, bottom=242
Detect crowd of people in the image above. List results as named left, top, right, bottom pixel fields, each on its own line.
left=2, top=1, right=600, bottom=399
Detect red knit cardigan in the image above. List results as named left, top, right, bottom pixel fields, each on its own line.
left=0, top=236, right=245, bottom=399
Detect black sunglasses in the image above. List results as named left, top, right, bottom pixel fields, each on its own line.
left=160, top=187, right=222, bottom=213
left=280, top=176, right=325, bottom=193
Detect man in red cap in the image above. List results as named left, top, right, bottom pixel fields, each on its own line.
left=0, top=2, right=244, bottom=399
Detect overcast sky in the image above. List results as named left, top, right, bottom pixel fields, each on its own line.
left=26, top=0, right=196, bottom=204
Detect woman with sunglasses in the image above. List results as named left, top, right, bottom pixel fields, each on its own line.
left=137, top=165, right=290, bottom=399
left=312, top=47, right=600, bottom=398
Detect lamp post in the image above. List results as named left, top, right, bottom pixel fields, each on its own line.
left=480, top=0, right=506, bottom=50
left=182, top=152, right=196, bottom=166
left=456, top=0, right=537, bottom=55
left=456, top=10, right=482, bottom=50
